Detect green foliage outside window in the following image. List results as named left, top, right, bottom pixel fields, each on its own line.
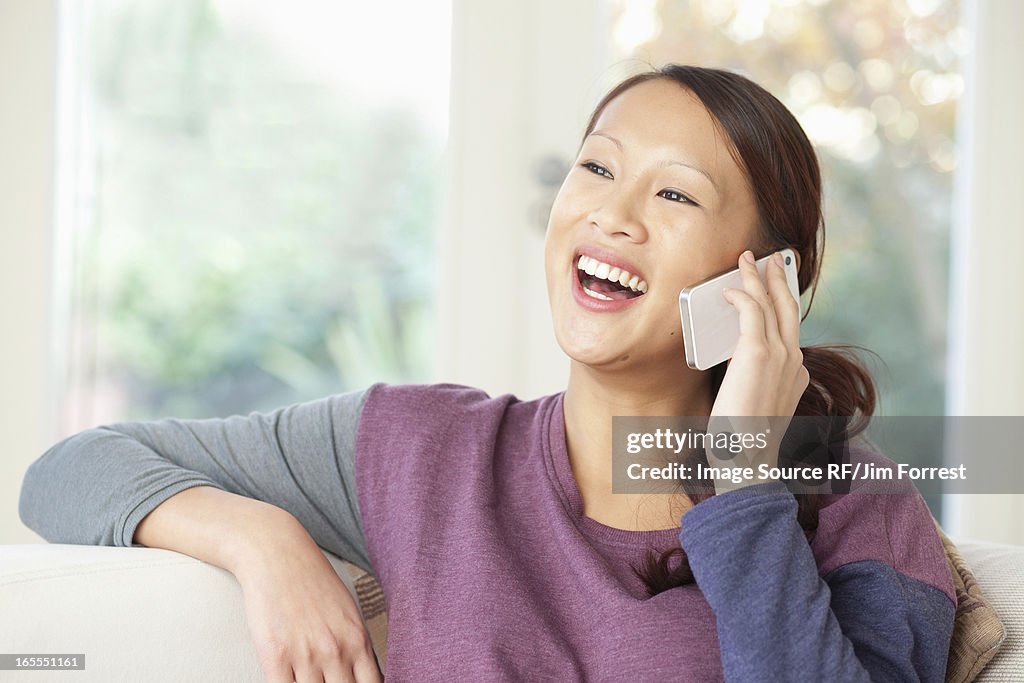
left=78, top=0, right=440, bottom=418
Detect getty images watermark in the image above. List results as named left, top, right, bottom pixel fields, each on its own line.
left=611, top=416, right=1023, bottom=496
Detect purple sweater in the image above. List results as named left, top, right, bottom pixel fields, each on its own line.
left=20, top=382, right=957, bottom=681
left=356, top=384, right=955, bottom=681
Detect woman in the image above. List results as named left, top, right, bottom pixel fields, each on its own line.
left=20, top=65, right=955, bottom=682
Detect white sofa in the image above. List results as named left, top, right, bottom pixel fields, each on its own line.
left=1, top=540, right=1022, bottom=682
left=0, top=544, right=376, bottom=682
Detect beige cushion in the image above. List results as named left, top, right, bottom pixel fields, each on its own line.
left=953, top=538, right=1024, bottom=682
left=340, top=559, right=389, bottom=673
left=937, top=525, right=1007, bottom=682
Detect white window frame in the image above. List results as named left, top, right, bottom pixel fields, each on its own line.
left=943, top=0, right=1024, bottom=543
left=0, top=0, right=58, bottom=544
left=440, top=0, right=611, bottom=400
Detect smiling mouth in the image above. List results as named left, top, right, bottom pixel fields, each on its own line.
left=576, top=254, right=648, bottom=301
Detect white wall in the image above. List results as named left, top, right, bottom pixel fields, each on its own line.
left=0, top=0, right=57, bottom=543
left=944, top=0, right=1024, bottom=544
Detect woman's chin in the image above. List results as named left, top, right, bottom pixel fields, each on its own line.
left=554, top=320, right=689, bottom=375
left=555, top=330, right=643, bottom=369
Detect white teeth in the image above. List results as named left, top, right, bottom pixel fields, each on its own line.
left=583, top=287, right=613, bottom=301
left=574, top=254, right=648, bottom=294
left=573, top=252, right=643, bottom=292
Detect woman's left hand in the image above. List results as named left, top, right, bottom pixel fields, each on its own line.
left=705, top=249, right=809, bottom=490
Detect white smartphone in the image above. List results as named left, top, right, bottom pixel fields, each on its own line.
left=678, top=248, right=801, bottom=370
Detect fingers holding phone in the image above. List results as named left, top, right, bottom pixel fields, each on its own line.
left=678, top=248, right=801, bottom=371
left=766, top=251, right=802, bottom=349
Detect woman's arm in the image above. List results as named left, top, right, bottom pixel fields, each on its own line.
left=679, top=481, right=955, bottom=682
left=19, top=388, right=385, bottom=682
left=131, top=483, right=382, bottom=682
left=131, top=484, right=296, bottom=573
left=18, top=388, right=373, bottom=572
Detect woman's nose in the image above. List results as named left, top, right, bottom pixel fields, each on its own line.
left=588, top=186, right=649, bottom=242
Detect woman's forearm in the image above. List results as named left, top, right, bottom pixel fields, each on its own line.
left=133, top=485, right=309, bottom=576
left=679, top=482, right=954, bottom=681
left=134, top=485, right=383, bottom=681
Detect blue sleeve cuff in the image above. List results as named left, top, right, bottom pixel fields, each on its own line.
left=680, top=479, right=794, bottom=536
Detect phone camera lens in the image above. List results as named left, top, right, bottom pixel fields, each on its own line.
left=784, top=255, right=792, bottom=265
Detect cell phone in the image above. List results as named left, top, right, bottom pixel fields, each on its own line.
left=678, top=248, right=801, bottom=370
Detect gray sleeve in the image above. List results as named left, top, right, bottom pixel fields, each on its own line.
left=18, top=388, right=374, bottom=573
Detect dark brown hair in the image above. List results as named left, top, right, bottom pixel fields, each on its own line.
left=582, top=65, right=877, bottom=595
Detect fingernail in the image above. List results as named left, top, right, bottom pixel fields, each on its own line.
left=773, top=252, right=784, bottom=267
left=743, top=250, right=755, bottom=264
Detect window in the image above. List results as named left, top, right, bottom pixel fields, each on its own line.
left=58, top=0, right=450, bottom=429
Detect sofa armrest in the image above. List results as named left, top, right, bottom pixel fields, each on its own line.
left=0, top=543, right=379, bottom=682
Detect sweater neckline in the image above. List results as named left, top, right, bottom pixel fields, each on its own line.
left=542, top=392, right=684, bottom=549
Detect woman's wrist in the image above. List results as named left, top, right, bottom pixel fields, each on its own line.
left=227, top=509, right=327, bottom=585
left=133, top=485, right=315, bottom=580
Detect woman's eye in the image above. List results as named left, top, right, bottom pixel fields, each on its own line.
left=659, top=189, right=698, bottom=206
left=581, top=161, right=613, bottom=178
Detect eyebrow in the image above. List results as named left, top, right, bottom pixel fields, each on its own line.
left=588, top=131, right=720, bottom=193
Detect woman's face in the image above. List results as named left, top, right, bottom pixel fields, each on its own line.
left=544, top=78, right=762, bottom=372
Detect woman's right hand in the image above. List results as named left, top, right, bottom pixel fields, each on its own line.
left=232, top=514, right=383, bottom=683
